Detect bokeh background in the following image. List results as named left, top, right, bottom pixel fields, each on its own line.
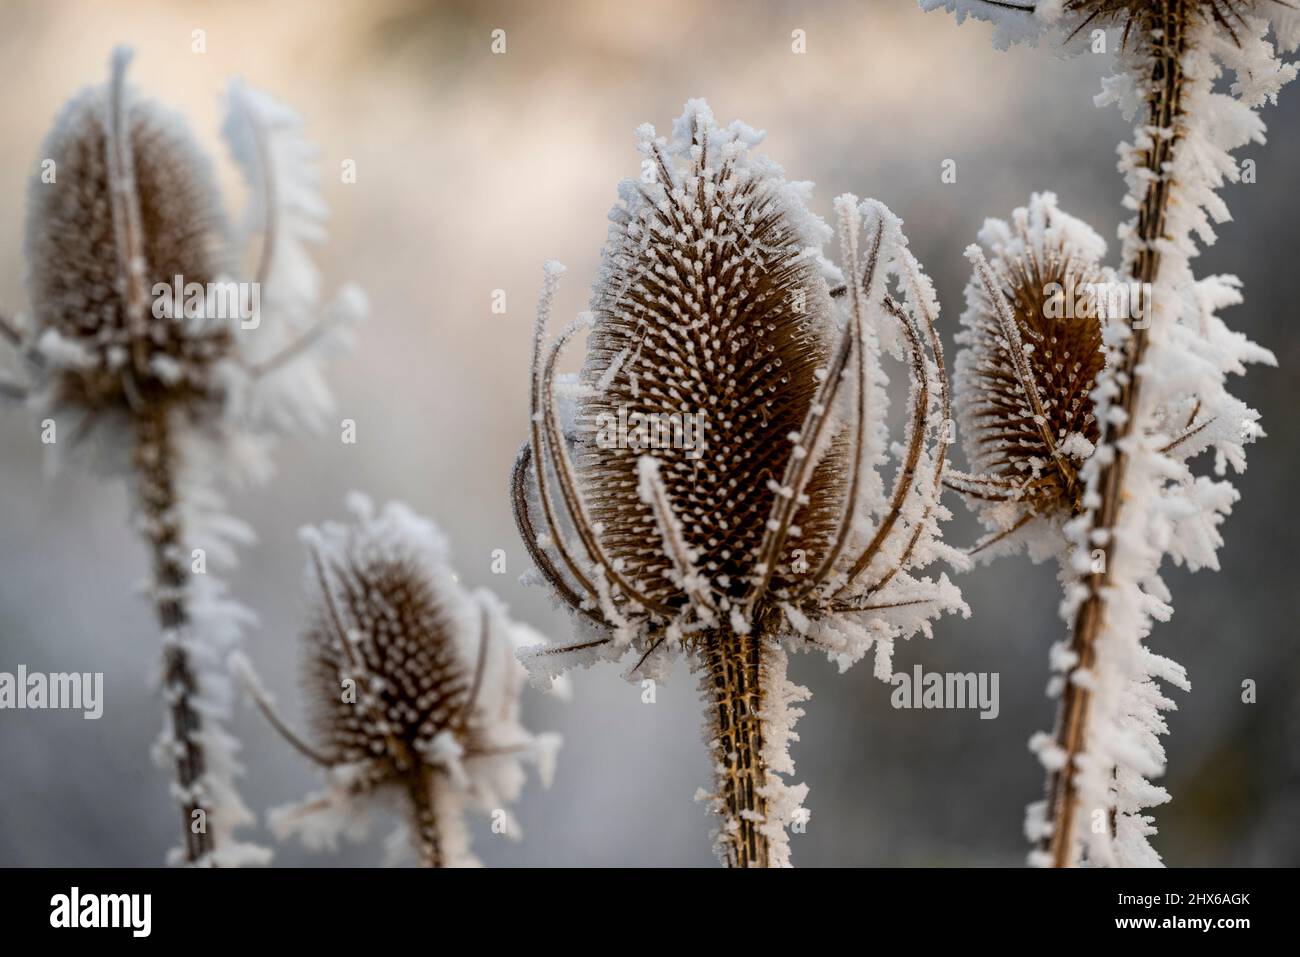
left=1, top=0, right=1296, bottom=867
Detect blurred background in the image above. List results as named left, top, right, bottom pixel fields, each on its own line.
left=1, top=0, right=1296, bottom=867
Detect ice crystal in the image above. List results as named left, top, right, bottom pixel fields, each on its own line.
left=920, top=0, right=1300, bottom=53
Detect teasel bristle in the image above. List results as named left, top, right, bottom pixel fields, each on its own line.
left=949, top=192, right=1112, bottom=555
left=239, top=495, right=560, bottom=868
left=513, top=100, right=967, bottom=867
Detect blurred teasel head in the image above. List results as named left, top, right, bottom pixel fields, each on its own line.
left=512, top=99, right=967, bottom=866
left=947, top=193, right=1113, bottom=557
left=23, top=48, right=232, bottom=419
left=10, top=47, right=365, bottom=448
left=238, top=495, right=561, bottom=868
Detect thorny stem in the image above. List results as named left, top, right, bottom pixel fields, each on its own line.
left=405, top=768, right=444, bottom=868
left=1044, top=0, right=1188, bottom=868
left=701, top=627, right=770, bottom=868
left=134, top=406, right=215, bottom=865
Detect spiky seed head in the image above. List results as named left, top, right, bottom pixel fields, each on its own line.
left=299, top=496, right=489, bottom=791
left=954, top=192, right=1110, bottom=517
left=574, top=101, right=844, bottom=620
left=263, top=496, right=558, bottom=865
left=24, top=51, right=232, bottom=417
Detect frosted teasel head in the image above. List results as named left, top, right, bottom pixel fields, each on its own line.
left=947, top=193, right=1114, bottom=556
left=512, top=98, right=967, bottom=686
left=949, top=190, right=1271, bottom=559
left=7, top=48, right=364, bottom=455
left=237, top=495, right=560, bottom=868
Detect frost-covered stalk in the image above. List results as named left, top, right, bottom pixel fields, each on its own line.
left=700, top=628, right=768, bottom=866
left=235, top=495, right=561, bottom=868
left=1048, top=0, right=1198, bottom=870
left=134, top=407, right=215, bottom=862
left=926, top=0, right=1297, bottom=866
left=512, top=101, right=966, bottom=867
left=1049, top=0, right=1295, bottom=870
left=3, top=49, right=364, bottom=865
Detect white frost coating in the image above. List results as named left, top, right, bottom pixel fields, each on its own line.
left=922, top=0, right=1300, bottom=56
left=917, top=0, right=1049, bottom=51
left=751, top=642, right=810, bottom=869
left=151, top=430, right=269, bottom=867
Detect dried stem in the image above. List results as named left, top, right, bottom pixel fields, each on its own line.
left=133, top=405, right=214, bottom=865
left=405, top=768, right=444, bottom=868
left=1043, top=0, right=1189, bottom=867
left=701, top=627, right=770, bottom=868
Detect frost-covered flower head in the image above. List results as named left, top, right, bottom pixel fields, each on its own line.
left=512, top=99, right=966, bottom=866
left=516, top=99, right=965, bottom=673
left=24, top=49, right=230, bottom=420
left=13, top=47, right=364, bottom=462
left=239, top=495, right=560, bottom=868
left=948, top=193, right=1113, bottom=555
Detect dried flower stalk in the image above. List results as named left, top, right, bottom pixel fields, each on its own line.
left=929, top=0, right=1297, bottom=866
left=3, top=48, right=364, bottom=864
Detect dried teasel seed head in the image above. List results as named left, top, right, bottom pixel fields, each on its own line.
left=24, top=49, right=232, bottom=417
left=276, top=494, right=559, bottom=866
left=573, top=100, right=844, bottom=621
left=303, top=557, right=464, bottom=783
left=517, top=99, right=963, bottom=665
left=302, top=500, right=483, bottom=780
left=952, top=192, right=1111, bottom=529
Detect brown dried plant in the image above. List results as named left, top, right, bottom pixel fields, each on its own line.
left=236, top=496, right=560, bottom=868
left=947, top=192, right=1113, bottom=556
left=2, top=49, right=363, bottom=865
left=511, top=101, right=966, bottom=867
left=929, top=0, right=1296, bottom=866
